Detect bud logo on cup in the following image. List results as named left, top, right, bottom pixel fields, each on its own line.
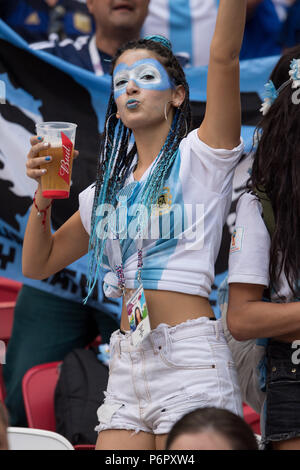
left=59, top=132, right=73, bottom=185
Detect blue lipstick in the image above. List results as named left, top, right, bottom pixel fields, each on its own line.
left=126, top=99, right=140, bottom=109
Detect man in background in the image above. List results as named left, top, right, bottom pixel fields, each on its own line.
left=0, top=0, right=94, bottom=43
left=31, top=0, right=150, bottom=74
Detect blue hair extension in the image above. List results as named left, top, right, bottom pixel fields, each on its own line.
left=85, top=118, right=125, bottom=302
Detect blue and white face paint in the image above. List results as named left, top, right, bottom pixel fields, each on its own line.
left=113, top=58, right=173, bottom=101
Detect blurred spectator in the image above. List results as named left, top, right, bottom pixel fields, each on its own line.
left=0, top=0, right=94, bottom=43
left=240, top=0, right=294, bottom=59
left=279, top=0, right=300, bottom=50
left=2, top=1, right=295, bottom=64
left=0, top=402, right=9, bottom=451
left=166, top=408, right=259, bottom=450
left=31, top=0, right=150, bottom=74
left=142, top=0, right=293, bottom=67
left=272, top=0, right=296, bottom=20
left=142, top=0, right=218, bottom=67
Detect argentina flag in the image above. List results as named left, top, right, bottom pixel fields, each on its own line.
left=0, top=18, right=279, bottom=317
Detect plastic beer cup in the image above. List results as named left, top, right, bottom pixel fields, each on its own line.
left=36, top=122, right=77, bottom=199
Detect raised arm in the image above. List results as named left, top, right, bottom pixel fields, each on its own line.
left=198, top=0, right=247, bottom=150
left=22, top=137, right=89, bottom=280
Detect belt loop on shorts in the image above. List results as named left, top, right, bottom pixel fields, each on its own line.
left=163, top=327, right=171, bottom=356
left=149, top=331, right=158, bottom=354
left=117, top=336, right=121, bottom=358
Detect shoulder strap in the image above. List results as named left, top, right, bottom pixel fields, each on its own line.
left=253, top=187, right=276, bottom=238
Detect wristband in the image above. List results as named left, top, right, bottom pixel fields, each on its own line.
left=33, top=189, right=53, bottom=230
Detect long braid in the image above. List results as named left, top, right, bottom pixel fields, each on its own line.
left=85, top=37, right=191, bottom=301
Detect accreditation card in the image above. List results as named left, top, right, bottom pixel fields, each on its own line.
left=126, top=284, right=151, bottom=346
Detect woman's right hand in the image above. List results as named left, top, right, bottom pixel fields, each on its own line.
left=26, top=136, right=51, bottom=185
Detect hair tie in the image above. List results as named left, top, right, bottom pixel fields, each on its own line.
left=260, top=58, right=300, bottom=116
left=260, top=80, right=278, bottom=116
left=289, top=59, right=300, bottom=89
left=144, top=34, right=172, bottom=51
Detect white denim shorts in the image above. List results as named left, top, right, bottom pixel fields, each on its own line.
left=95, top=317, right=243, bottom=435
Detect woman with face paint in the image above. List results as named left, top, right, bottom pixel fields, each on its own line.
left=23, top=0, right=247, bottom=450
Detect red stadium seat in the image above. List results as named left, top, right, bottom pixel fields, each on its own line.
left=243, top=403, right=261, bottom=435
left=0, top=277, right=22, bottom=302
left=22, top=362, right=95, bottom=450
left=0, top=277, right=22, bottom=345
left=0, top=298, right=18, bottom=401
left=22, top=362, right=62, bottom=432
left=0, top=301, right=16, bottom=345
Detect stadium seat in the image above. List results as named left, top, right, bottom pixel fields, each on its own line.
left=22, top=361, right=95, bottom=450
left=0, top=300, right=16, bottom=400
left=243, top=403, right=261, bottom=435
left=22, top=361, right=62, bottom=432
left=0, top=277, right=22, bottom=303
left=0, top=301, right=16, bottom=345
left=7, top=427, right=74, bottom=450
left=0, top=277, right=22, bottom=346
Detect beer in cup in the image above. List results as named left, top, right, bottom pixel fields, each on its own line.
left=36, top=122, right=77, bottom=199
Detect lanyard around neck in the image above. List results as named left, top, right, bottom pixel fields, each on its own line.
left=88, top=35, right=104, bottom=76
left=111, top=237, right=143, bottom=296
left=107, top=181, right=145, bottom=295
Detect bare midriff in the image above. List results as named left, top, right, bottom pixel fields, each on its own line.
left=120, top=289, right=215, bottom=331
